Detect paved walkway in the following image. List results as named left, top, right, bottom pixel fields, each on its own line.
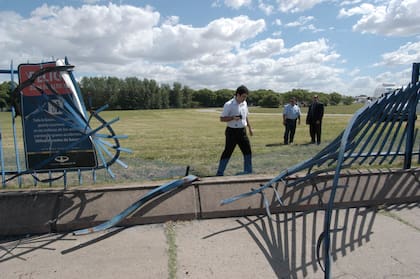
left=1, top=205, right=419, bottom=278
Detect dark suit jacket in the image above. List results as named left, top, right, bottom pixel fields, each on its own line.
left=306, top=102, right=324, bottom=124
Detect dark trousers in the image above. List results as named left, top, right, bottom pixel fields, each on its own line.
left=284, top=118, right=297, bottom=144
left=309, top=122, right=322, bottom=144
left=220, top=127, right=252, bottom=160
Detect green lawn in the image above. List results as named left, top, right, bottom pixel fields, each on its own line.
left=0, top=102, right=415, bottom=187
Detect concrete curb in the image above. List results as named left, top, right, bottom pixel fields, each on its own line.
left=0, top=168, right=419, bottom=236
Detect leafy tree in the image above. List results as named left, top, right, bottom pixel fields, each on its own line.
left=342, top=96, right=355, bottom=105
left=193, top=88, right=216, bottom=107
left=148, top=79, right=162, bottom=109
left=159, top=84, right=171, bottom=109
left=328, top=92, right=342, bottom=105
left=124, top=77, right=142, bottom=109
left=76, top=75, right=355, bottom=110
left=0, top=81, right=13, bottom=111
left=283, top=89, right=309, bottom=105
left=170, top=82, right=183, bottom=108
left=105, top=77, right=121, bottom=109
left=80, top=77, right=109, bottom=109
left=182, top=85, right=193, bottom=108
left=142, top=78, right=153, bottom=109
left=248, top=89, right=278, bottom=106
left=214, top=89, right=233, bottom=107
left=259, top=93, right=280, bottom=108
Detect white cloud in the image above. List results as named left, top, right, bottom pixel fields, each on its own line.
left=2, top=2, right=413, bottom=97
left=258, top=0, right=274, bottom=15
left=338, top=3, right=375, bottom=18
left=275, top=0, right=326, bottom=13
left=374, top=68, right=411, bottom=88
left=285, top=16, right=314, bottom=27
left=149, top=37, right=344, bottom=93
left=286, top=39, right=340, bottom=63
left=0, top=4, right=265, bottom=65
left=163, top=16, right=180, bottom=26
left=224, top=0, right=252, bottom=9
left=240, top=38, right=285, bottom=59
left=202, top=16, right=265, bottom=42
left=300, top=24, right=324, bottom=33
left=0, top=4, right=161, bottom=64
left=376, top=41, right=420, bottom=66
left=349, top=75, right=377, bottom=95
left=272, top=30, right=282, bottom=36
left=211, top=0, right=222, bottom=8
left=83, top=0, right=101, bottom=4
left=348, top=68, right=360, bottom=77
left=0, top=4, right=274, bottom=90
left=273, top=18, right=282, bottom=26
left=284, top=15, right=323, bottom=33
left=340, top=0, right=362, bottom=6
left=339, top=0, right=420, bottom=36
left=141, top=16, right=266, bottom=62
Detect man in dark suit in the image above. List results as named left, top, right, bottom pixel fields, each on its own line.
left=306, top=95, right=324, bottom=145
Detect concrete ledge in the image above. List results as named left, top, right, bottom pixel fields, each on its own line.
left=0, top=168, right=419, bottom=236
left=0, top=191, right=59, bottom=234
left=57, top=184, right=198, bottom=231
left=197, top=168, right=420, bottom=218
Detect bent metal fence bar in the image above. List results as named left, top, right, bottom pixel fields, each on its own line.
left=221, top=62, right=420, bottom=279
left=0, top=57, right=131, bottom=188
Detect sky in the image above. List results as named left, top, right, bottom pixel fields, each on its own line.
left=0, top=0, right=419, bottom=97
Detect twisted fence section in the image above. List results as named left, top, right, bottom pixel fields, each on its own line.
left=1, top=57, right=131, bottom=188
left=221, top=63, right=420, bottom=278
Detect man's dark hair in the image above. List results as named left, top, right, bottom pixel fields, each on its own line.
left=236, top=85, right=249, bottom=96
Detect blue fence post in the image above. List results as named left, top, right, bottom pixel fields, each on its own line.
left=404, top=63, right=420, bottom=169
left=411, top=63, right=419, bottom=84
left=0, top=127, right=5, bottom=188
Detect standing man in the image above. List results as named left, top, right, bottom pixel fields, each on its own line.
left=306, top=95, right=324, bottom=145
left=283, top=97, right=301, bottom=145
left=216, top=85, right=253, bottom=176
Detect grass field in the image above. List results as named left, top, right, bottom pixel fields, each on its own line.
left=0, top=102, right=417, bottom=188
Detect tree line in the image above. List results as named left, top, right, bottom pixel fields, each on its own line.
left=0, top=77, right=355, bottom=111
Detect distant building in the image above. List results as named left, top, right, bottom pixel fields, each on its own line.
left=373, top=83, right=399, bottom=99
left=355, top=94, right=369, bottom=103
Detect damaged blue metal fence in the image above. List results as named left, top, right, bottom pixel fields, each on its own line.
left=0, top=57, right=131, bottom=188
left=221, top=62, right=420, bottom=279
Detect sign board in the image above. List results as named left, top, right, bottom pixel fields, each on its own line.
left=18, top=61, right=97, bottom=170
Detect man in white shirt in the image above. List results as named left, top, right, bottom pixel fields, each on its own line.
left=216, top=85, right=253, bottom=176
left=283, top=97, right=301, bottom=145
